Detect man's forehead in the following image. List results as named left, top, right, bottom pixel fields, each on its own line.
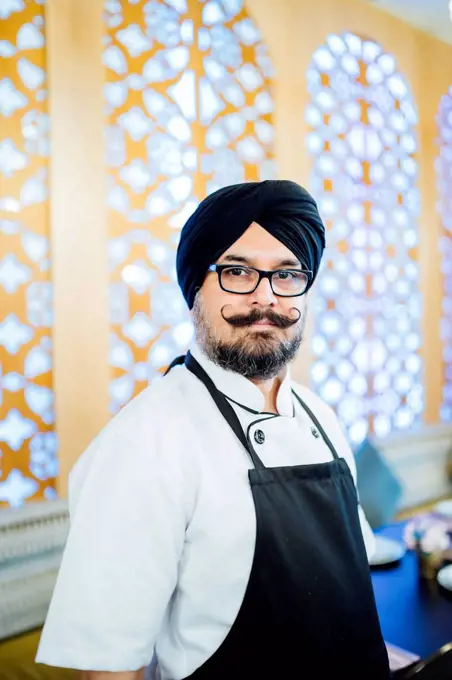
left=220, top=222, right=300, bottom=263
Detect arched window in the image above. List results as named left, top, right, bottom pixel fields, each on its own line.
left=306, top=32, right=422, bottom=444
left=436, top=87, right=452, bottom=422
left=104, top=0, right=275, bottom=413
left=0, top=1, right=55, bottom=507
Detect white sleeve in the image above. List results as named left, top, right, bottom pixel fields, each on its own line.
left=36, top=418, right=189, bottom=672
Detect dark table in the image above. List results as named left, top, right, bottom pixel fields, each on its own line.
left=371, top=522, right=452, bottom=659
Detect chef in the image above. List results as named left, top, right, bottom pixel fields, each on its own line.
left=37, top=180, right=390, bottom=680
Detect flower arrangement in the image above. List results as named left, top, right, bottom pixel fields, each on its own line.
left=403, top=516, right=450, bottom=580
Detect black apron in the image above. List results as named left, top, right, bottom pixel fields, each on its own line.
left=167, top=353, right=390, bottom=679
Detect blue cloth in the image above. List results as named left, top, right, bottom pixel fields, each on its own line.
left=176, top=180, right=326, bottom=309
left=354, top=438, right=403, bottom=529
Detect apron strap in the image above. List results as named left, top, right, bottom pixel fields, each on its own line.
left=163, top=355, right=186, bottom=376
left=185, top=352, right=265, bottom=470
left=291, top=390, right=339, bottom=461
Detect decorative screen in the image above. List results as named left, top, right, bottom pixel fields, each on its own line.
left=306, top=33, right=423, bottom=443
left=104, top=0, right=275, bottom=413
left=436, top=87, right=452, bottom=422
left=0, top=0, right=56, bottom=507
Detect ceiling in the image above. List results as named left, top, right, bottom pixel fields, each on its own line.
left=364, top=0, right=452, bottom=44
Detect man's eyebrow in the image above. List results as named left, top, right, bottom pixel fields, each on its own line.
left=220, top=254, right=302, bottom=269
left=276, top=259, right=302, bottom=268
left=220, top=254, right=251, bottom=264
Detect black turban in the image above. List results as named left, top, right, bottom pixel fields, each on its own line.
left=176, top=180, right=326, bottom=309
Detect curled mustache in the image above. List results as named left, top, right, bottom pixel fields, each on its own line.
left=221, top=306, right=301, bottom=329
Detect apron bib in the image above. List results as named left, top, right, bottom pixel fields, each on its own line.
left=169, top=353, right=390, bottom=679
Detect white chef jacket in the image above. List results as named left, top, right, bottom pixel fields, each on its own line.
left=36, top=344, right=375, bottom=678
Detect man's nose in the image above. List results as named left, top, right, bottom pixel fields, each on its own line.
left=249, top=276, right=277, bottom=305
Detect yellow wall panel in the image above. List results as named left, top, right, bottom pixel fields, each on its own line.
left=0, top=0, right=55, bottom=507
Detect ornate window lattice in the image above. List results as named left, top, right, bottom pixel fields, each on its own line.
left=436, top=87, right=452, bottom=422
left=104, top=0, right=275, bottom=413
left=306, top=33, right=423, bottom=444
left=0, top=0, right=57, bottom=507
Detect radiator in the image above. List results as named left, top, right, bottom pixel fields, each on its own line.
left=377, top=423, right=452, bottom=511
left=0, top=499, right=69, bottom=641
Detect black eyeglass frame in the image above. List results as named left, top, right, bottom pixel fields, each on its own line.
left=207, top=264, right=313, bottom=298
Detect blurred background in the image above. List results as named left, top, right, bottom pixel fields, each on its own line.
left=1, top=0, right=452, bottom=676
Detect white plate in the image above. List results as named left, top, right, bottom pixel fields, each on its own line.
left=437, top=564, right=452, bottom=592
left=434, top=499, right=452, bottom=518
left=369, top=535, right=406, bottom=566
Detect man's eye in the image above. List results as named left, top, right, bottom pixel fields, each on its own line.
left=228, top=267, right=248, bottom=276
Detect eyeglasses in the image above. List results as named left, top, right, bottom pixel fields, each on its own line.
left=208, top=264, right=312, bottom=297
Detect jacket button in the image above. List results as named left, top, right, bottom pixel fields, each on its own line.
left=254, top=429, right=265, bottom=445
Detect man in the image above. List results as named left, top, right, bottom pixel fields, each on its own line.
left=37, top=180, right=390, bottom=679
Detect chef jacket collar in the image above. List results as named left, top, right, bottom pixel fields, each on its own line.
left=190, top=344, right=295, bottom=417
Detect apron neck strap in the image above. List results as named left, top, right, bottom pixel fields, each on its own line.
left=185, top=352, right=265, bottom=470
left=291, top=390, right=339, bottom=461
left=163, top=355, right=186, bottom=376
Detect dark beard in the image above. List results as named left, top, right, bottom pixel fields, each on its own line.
left=193, top=297, right=305, bottom=380
left=205, top=332, right=302, bottom=380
